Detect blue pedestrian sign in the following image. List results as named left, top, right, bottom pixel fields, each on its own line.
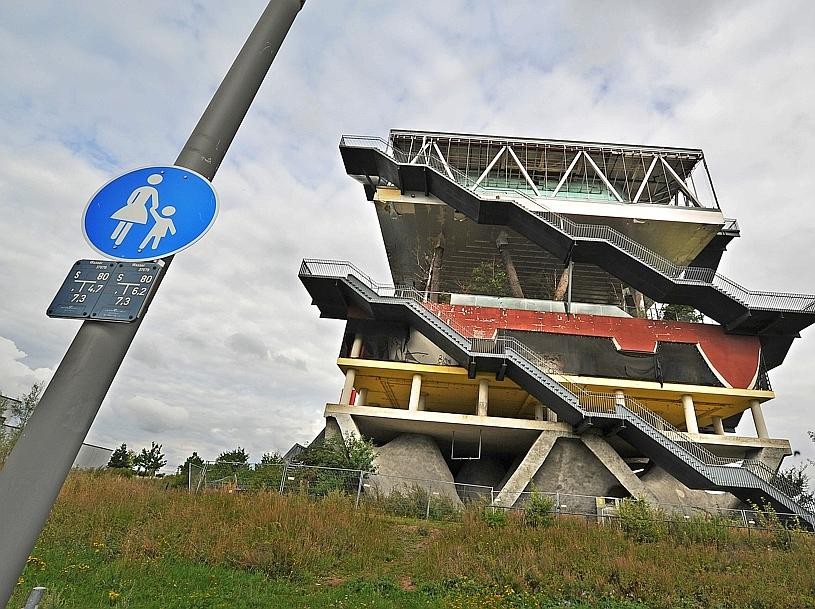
left=83, top=166, right=219, bottom=262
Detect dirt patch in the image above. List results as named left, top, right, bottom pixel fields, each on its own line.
left=321, top=576, right=347, bottom=588
left=397, top=575, right=416, bottom=591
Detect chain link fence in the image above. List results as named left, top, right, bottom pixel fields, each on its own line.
left=188, top=461, right=808, bottom=530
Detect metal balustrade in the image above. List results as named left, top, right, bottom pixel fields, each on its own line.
left=300, top=259, right=814, bottom=522
left=340, top=136, right=815, bottom=314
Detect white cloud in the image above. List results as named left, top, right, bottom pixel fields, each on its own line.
left=0, top=0, right=814, bottom=471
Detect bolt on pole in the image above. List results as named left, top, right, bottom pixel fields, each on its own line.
left=0, top=2, right=304, bottom=605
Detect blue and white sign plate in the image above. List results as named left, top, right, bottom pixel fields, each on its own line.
left=83, top=166, right=218, bottom=262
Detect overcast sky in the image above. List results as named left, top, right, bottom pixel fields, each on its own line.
left=1, top=1, right=814, bottom=471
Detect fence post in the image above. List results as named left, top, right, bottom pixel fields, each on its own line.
left=556, top=492, right=561, bottom=514
left=278, top=462, right=289, bottom=495
left=188, top=462, right=192, bottom=493
left=425, top=492, right=432, bottom=520
left=23, top=587, right=46, bottom=609
left=355, top=470, right=364, bottom=509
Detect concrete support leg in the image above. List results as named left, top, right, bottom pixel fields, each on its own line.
left=614, top=389, right=625, bottom=410
left=534, top=404, right=545, bottom=421
left=580, top=434, right=659, bottom=503
left=682, top=394, right=698, bottom=434
left=356, top=387, right=368, bottom=407
left=408, top=374, right=423, bottom=411
left=340, top=368, right=356, bottom=405
left=712, top=416, right=725, bottom=435
left=750, top=399, right=769, bottom=439
left=350, top=333, right=364, bottom=358
left=418, top=394, right=426, bottom=411
left=493, top=432, right=560, bottom=507
left=477, top=379, right=489, bottom=416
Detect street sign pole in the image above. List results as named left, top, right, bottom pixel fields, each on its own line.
left=0, top=1, right=304, bottom=605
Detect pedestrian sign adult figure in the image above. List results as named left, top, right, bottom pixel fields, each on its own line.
left=110, top=173, right=163, bottom=247
left=83, top=166, right=218, bottom=262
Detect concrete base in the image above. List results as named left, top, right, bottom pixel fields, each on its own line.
left=456, top=456, right=507, bottom=490
left=640, top=465, right=742, bottom=511
left=370, top=433, right=462, bottom=505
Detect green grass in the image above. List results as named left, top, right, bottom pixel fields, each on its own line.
left=6, top=471, right=815, bottom=609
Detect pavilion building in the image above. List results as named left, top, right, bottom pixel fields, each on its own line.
left=299, top=130, right=815, bottom=522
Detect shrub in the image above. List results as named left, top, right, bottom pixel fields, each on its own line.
left=481, top=507, right=508, bottom=528
left=618, top=498, right=667, bottom=542
left=524, top=491, right=555, bottom=528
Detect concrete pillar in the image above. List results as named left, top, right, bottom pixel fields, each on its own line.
left=418, top=394, right=426, bottom=411
left=614, top=389, right=625, bottom=409
left=711, top=416, right=725, bottom=436
left=349, top=334, right=364, bottom=358
left=477, top=379, right=489, bottom=416
left=681, top=394, right=698, bottom=434
left=750, top=399, right=769, bottom=439
left=408, top=374, right=423, bottom=411
left=340, top=368, right=356, bottom=405
left=549, top=410, right=558, bottom=423
left=534, top=404, right=545, bottom=421
left=356, top=387, right=368, bottom=407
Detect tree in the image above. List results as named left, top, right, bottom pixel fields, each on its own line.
left=776, top=463, right=815, bottom=510
left=216, top=446, right=250, bottom=465
left=7, top=382, right=44, bottom=427
left=465, top=261, right=512, bottom=297
left=298, top=433, right=377, bottom=472
left=661, top=304, right=703, bottom=323
left=133, top=442, right=167, bottom=477
left=107, top=443, right=133, bottom=469
left=177, top=451, right=204, bottom=477
left=260, top=451, right=284, bottom=465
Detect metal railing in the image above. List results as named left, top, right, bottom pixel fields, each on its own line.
left=300, top=259, right=811, bottom=518
left=340, top=135, right=815, bottom=314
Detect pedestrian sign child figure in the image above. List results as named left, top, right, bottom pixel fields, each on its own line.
left=139, top=205, right=176, bottom=251
left=110, top=174, right=163, bottom=247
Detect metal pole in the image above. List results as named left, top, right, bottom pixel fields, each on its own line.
left=0, top=2, right=304, bottom=604
left=354, top=470, right=364, bottom=509
left=23, top=587, right=46, bottom=609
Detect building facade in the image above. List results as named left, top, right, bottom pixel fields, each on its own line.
left=299, top=130, right=815, bottom=523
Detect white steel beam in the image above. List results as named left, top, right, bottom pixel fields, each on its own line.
left=432, top=141, right=455, bottom=180
left=410, top=140, right=430, bottom=164
left=659, top=156, right=702, bottom=207
left=506, top=146, right=541, bottom=196
left=474, top=146, right=507, bottom=187
left=632, top=155, right=658, bottom=203
left=583, top=151, right=624, bottom=202
left=551, top=151, right=582, bottom=197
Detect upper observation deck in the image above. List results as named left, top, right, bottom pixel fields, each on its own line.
left=344, top=130, right=737, bottom=272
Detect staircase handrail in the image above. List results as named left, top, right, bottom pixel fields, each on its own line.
left=300, top=258, right=805, bottom=507
left=339, top=135, right=815, bottom=313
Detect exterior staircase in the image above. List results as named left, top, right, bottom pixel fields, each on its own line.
left=338, top=136, right=815, bottom=369
left=299, top=259, right=815, bottom=527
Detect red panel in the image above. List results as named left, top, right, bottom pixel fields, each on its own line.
left=427, top=304, right=760, bottom=389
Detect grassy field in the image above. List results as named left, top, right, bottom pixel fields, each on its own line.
left=6, top=471, right=815, bottom=609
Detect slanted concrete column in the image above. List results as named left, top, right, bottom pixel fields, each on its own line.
left=349, top=333, right=364, bottom=358
left=477, top=379, right=489, bottom=416
left=750, top=399, right=769, bottom=439
left=712, top=416, right=725, bottom=436
left=340, top=368, right=356, bottom=405
left=534, top=404, right=545, bottom=421
left=681, top=394, right=698, bottom=434
left=408, top=373, right=423, bottom=411
left=356, top=387, right=368, bottom=407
